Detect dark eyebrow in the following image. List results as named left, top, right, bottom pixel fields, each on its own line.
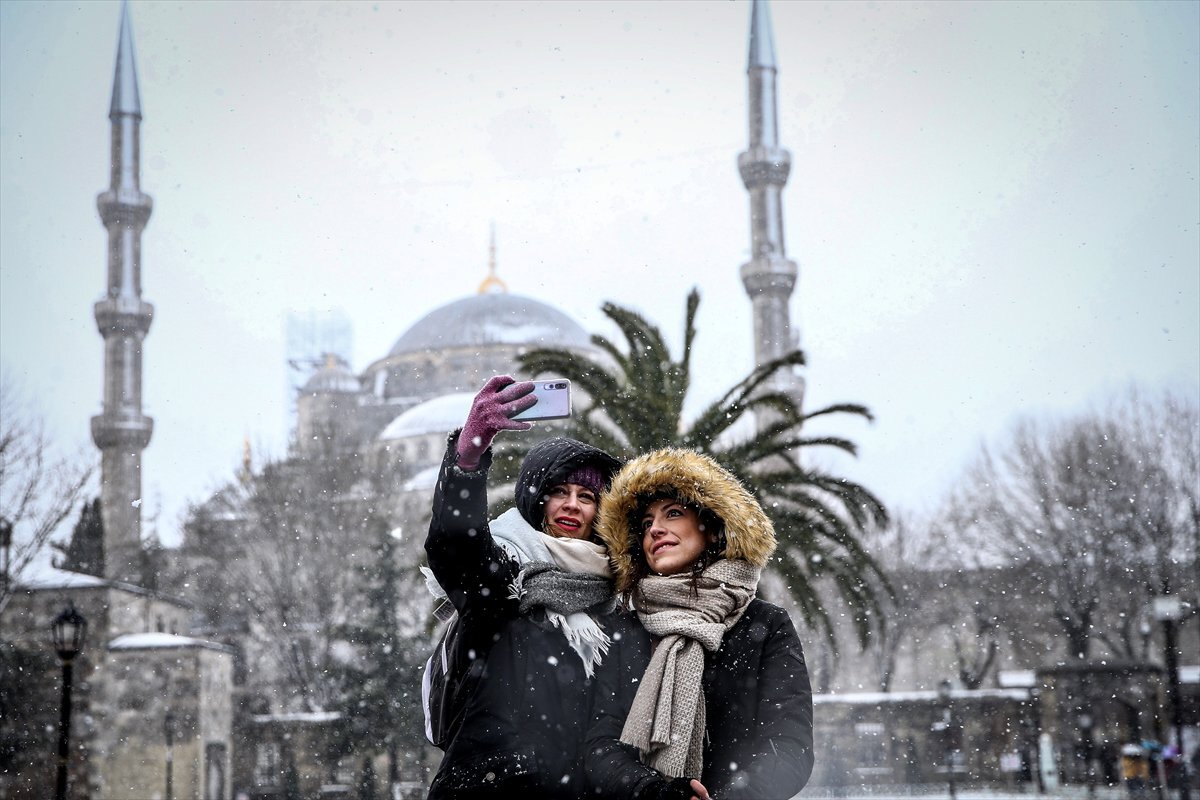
left=642, top=500, right=680, bottom=518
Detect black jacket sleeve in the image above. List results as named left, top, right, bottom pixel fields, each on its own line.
left=424, top=431, right=519, bottom=615
left=721, top=610, right=815, bottom=800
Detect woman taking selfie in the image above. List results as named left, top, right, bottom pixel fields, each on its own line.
left=422, top=375, right=631, bottom=799
left=586, top=448, right=814, bottom=800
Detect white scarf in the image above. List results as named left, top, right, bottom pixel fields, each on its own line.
left=422, top=507, right=614, bottom=675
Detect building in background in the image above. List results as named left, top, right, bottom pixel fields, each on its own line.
left=284, top=308, right=354, bottom=439
left=3, top=2, right=1194, bottom=800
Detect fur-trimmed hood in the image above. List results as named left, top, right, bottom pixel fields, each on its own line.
left=596, top=448, right=776, bottom=592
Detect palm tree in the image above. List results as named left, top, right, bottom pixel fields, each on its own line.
left=497, top=288, right=891, bottom=651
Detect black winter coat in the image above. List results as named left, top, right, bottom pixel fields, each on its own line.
left=585, top=598, right=815, bottom=800
left=424, top=433, right=630, bottom=800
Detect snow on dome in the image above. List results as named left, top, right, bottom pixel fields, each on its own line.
left=388, top=293, right=591, bottom=357
left=401, top=464, right=442, bottom=492
left=380, top=393, right=474, bottom=441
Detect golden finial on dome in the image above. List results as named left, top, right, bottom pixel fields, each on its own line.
left=477, top=222, right=508, bottom=295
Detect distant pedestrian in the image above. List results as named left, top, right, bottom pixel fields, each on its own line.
left=1121, top=743, right=1150, bottom=799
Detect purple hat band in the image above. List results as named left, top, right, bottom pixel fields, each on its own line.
left=565, top=465, right=606, bottom=495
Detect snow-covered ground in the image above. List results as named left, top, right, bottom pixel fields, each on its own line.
left=800, top=786, right=1163, bottom=800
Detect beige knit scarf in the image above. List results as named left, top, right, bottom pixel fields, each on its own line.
left=619, top=559, right=760, bottom=778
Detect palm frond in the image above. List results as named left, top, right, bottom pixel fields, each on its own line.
left=803, top=402, right=875, bottom=424
left=791, top=436, right=861, bottom=457
left=513, top=291, right=891, bottom=655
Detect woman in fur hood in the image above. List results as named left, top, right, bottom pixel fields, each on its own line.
left=586, top=448, right=814, bottom=800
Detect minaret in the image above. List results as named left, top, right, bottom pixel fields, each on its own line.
left=738, top=0, right=804, bottom=412
left=91, top=1, right=154, bottom=586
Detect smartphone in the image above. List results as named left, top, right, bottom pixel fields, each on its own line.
left=511, top=379, right=572, bottom=421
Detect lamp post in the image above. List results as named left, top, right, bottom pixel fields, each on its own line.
left=1029, top=686, right=1046, bottom=795
left=1077, top=710, right=1096, bottom=799
left=163, top=708, right=175, bottom=800
left=51, top=603, right=87, bottom=800
left=938, top=679, right=958, bottom=800
left=0, top=516, right=13, bottom=599
left=1154, top=594, right=1192, bottom=800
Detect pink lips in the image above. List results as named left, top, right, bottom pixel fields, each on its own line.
left=555, top=517, right=581, bottom=531
left=651, top=540, right=676, bottom=556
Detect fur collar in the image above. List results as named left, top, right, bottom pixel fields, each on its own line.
left=595, top=448, right=776, bottom=592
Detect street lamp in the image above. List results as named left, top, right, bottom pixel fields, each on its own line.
left=1154, top=594, right=1192, bottom=800
left=51, top=602, right=87, bottom=800
left=938, top=679, right=958, bottom=800
left=163, top=709, right=175, bottom=800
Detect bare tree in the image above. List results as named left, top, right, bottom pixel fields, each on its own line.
left=238, top=456, right=369, bottom=711
left=950, top=598, right=999, bottom=689
left=178, top=425, right=409, bottom=714
left=0, top=371, right=94, bottom=610
left=1093, top=387, right=1199, bottom=656
left=949, top=387, right=1199, bottom=661
left=856, top=513, right=946, bottom=691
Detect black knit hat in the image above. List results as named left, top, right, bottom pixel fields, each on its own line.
left=513, top=437, right=622, bottom=528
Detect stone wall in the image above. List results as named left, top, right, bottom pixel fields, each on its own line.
left=812, top=689, right=1032, bottom=790
left=100, top=636, right=234, bottom=800
left=808, top=663, right=1194, bottom=792
left=0, top=579, right=232, bottom=800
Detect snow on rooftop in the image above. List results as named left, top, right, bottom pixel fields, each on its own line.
left=14, top=556, right=189, bottom=606
left=109, top=632, right=232, bottom=653
left=997, top=669, right=1037, bottom=688
left=17, top=557, right=109, bottom=590
left=814, top=689, right=1029, bottom=705
left=251, top=711, right=342, bottom=724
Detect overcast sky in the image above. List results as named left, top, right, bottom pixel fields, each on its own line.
left=2, top=0, right=1197, bottom=546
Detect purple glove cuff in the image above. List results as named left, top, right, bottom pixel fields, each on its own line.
left=455, top=375, right=536, bottom=469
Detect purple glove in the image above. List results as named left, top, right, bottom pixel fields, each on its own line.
left=455, top=375, right=537, bottom=470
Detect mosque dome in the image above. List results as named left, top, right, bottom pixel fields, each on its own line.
left=387, top=293, right=592, bottom=357
left=301, top=354, right=361, bottom=394
left=379, top=392, right=475, bottom=441
left=401, top=464, right=442, bottom=493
